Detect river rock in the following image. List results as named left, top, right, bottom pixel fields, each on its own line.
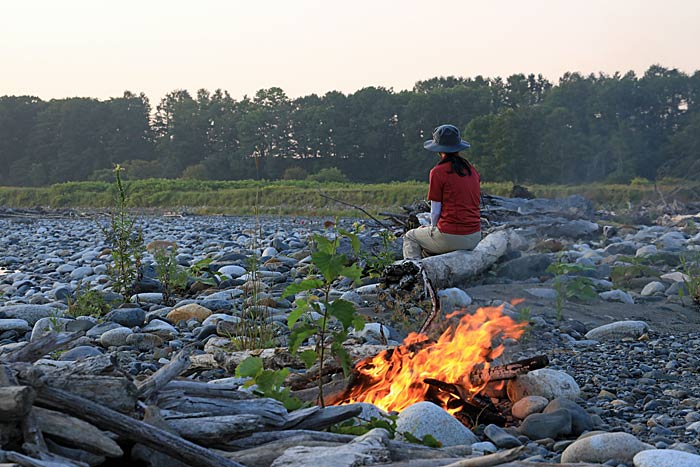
left=395, top=401, right=478, bottom=447
left=634, top=449, right=700, bottom=467
left=99, top=327, right=133, bottom=347
left=518, top=408, right=572, bottom=440
left=218, top=265, right=247, bottom=278
left=126, top=333, right=163, bottom=351
left=496, top=254, right=553, bottom=281
left=70, top=266, right=94, bottom=280
left=31, top=316, right=73, bottom=340
left=585, top=320, right=649, bottom=341
left=104, top=308, right=146, bottom=327
left=525, top=288, right=558, bottom=300
left=543, top=398, right=594, bottom=435
left=0, top=318, right=31, bottom=332
left=660, top=271, right=690, bottom=283
left=508, top=369, right=580, bottom=402
left=547, top=220, right=599, bottom=239
left=437, top=287, right=472, bottom=311
left=59, top=345, right=103, bottom=361
left=141, top=319, right=178, bottom=338
left=167, top=303, right=212, bottom=323
left=598, top=289, right=634, bottom=304
left=561, top=432, right=652, bottom=463
left=641, top=281, right=666, bottom=296
left=636, top=245, right=658, bottom=258
left=86, top=321, right=123, bottom=338
left=511, top=395, right=549, bottom=419
left=1, top=304, right=56, bottom=325
left=483, top=424, right=522, bottom=448
left=130, top=293, right=164, bottom=304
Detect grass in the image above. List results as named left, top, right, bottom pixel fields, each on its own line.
left=1, top=179, right=698, bottom=216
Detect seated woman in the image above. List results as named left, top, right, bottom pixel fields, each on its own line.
left=403, top=124, right=481, bottom=260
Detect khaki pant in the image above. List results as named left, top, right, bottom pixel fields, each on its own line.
left=402, top=227, right=481, bottom=260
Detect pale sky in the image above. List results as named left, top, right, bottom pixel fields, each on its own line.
left=2, top=0, right=699, bottom=102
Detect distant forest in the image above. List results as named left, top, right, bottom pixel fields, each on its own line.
left=1, top=65, right=698, bottom=186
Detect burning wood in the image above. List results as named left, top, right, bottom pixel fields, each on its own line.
left=335, top=305, right=530, bottom=415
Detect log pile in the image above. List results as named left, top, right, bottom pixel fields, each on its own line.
left=0, top=332, right=568, bottom=467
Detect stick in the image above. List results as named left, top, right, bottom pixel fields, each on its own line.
left=418, top=271, right=441, bottom=335
left=35, top=386, right=245, bottom=467
left=318, top=193, right=391, bottom=229
left=1, top=333, right=84, bottom=364
left=136, top=348, right=191, bottom=400
left=442, top=446, right=525, bottom=467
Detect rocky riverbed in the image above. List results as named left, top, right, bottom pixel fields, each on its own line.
left=1, top=204, right=700, bottom=467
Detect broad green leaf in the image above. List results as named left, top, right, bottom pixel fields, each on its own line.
left=235, top=357, right=263, bottom=379
left=328, top=299, right=356, bottom=329
left=352, top=316, right=366, bottom=332
left=283, top=279, right=324, bottom=299
left=339, top=228, right=361, bottom=253
left=289, top=325, right=317, bottom=353
left=299, top=349, right=318, bottom=369
left=331, top=341, right=352, bottom=376
left=340, top=263, right=363, bottom=283
left=314, top=235, right=336, bottom=255
left=312, top=251, right=345, bottom=281
left=287, top=299, right=308, bottom=329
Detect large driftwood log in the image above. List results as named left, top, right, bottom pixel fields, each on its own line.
left=420, top=229, right=524, bottom=289
left=43, top=440, right=104, bottom=467
left=0, top=387, right=35, bottom=421
left=34, top=387, right=245, bottom=467
left=31, top=408, right=122, bottom=458
left=222, top=440, right=343, bottom=467
left=34, top=374, right=137, bottom=414
left=166, top=414, right=268, bottom=444
left=156, top=395, right=289, bottom=424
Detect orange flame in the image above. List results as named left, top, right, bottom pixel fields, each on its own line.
left=339, top=304, right=525, bottom=414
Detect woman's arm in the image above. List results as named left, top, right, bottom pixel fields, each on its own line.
left=430, top=200, right=442, bottom=227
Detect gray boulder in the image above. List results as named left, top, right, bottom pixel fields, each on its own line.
left=395, top=401, right=478, bottom=447
left=561, top=432, right=652, bottom=463
left=519, top=409, right=572, bottom=440
left=496, top=254, right=553, bottom=281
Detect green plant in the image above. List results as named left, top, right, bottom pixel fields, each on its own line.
left=332, top=414, right=398, bottom=436
left=234, top=357, right=306, bottom=411
left=283, top=223, right=364, bottom=406
left=228, top=252, right=276, bottom=350
left=153, top=246, right=188, bottom=306
left=187, top=257, right=221, bottom=286
left=100, top=165, right=144, bottom=300
left=546, top=261, right=597, bottom=320
left=67, top=283, right=110, bottom=318
left=679, top=254, right=700, bottom=306
left=330, top=412, right=441, bottom=447
left=610, top=256, right=658, bottom=288
left=358, top=226, right=397, bottom=278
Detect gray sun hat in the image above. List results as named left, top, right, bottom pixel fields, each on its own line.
left=423, top=124, right=471, bottom=152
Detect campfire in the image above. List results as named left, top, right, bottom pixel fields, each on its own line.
left=336, top=303, right=548, bottom=426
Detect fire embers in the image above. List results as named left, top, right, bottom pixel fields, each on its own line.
left=338, top=305, right=527, bottom=415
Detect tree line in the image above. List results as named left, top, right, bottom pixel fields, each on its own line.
left=1, top=65, right=698, bottom=187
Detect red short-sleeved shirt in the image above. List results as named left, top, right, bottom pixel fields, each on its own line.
left=428, top=162, right=481, bottom=235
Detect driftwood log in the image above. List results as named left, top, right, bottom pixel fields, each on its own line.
left=420, top=229, right=525, bottom=289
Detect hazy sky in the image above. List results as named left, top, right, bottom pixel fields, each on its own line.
left=2, top=0, right=699, bottom=102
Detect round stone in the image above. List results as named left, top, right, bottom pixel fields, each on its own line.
left=561, top=432, right=652, bottom=464
left=395, top=401, right=478, bottom=447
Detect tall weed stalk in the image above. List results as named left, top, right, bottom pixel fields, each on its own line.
left=100, top=165, right=143, bottom=301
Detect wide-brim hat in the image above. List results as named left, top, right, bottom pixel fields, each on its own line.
left=423, top=124, right=470, bottom=152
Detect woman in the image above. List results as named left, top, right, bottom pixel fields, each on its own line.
left=403, top=124, right=481, bottom=260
